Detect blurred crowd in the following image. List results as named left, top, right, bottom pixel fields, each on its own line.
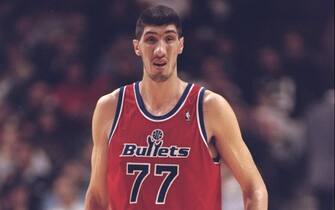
left=0, top=0, right=333, bottom=210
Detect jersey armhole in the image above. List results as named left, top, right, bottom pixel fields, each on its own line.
left=197, top=88, right=221, bottom=164
left=108, top=86, right=126, bottom=143
left=196, top=87, right=208, bottom=145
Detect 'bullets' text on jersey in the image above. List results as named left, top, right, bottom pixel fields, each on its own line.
left=108, top=82, right=221, bottom=210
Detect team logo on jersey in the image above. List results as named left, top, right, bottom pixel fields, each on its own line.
left=120, top=129, right=191, bottom=158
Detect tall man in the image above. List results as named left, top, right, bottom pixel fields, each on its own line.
left=85, top=5, right=268, bottom=210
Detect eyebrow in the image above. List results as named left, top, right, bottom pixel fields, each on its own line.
left=143, top=30, right=178, bottom=36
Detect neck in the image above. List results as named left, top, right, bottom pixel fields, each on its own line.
left=140, top=77, right=187, bottom=116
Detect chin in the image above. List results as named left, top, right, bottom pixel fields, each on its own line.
left=149, top=72, right=170, bottom=82
left=152, top=65, right=167, bottom=71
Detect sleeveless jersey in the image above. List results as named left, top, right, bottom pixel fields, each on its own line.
left=108, top=82, right=222, bottom=210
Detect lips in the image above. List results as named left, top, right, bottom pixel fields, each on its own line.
left=152, top=58, right=167, bottom=68
left=154, top=63, right=166, bottom=67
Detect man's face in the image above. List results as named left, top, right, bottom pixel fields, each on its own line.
left=133, top=24, right=184, bottom=82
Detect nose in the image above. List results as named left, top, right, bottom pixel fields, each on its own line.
left=154, top=40, right=166, bottom=57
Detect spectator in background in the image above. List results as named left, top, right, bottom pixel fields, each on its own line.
left=1, top=183, right=30, bottom=210
left=35, top=107, right=67, bottom=166
left=96, top=36, right=142, bottom=88
left=0, top=119, right=19, bottom=187
left=255, top=47, right=296, bottom=115
left=5, top=43, right=34, bottom=85
left=214, top=35, right=238, bottom=79
left=14, top=141, right=51, bottom=184
left=107, top=1, right=141, bottom=33
left=304, top=89, right=334, bottom=210
left=24, top=81, right=52, bottom=118
left=43, top=173, right=84, bottom=210
left=281, top=31, right=319, bottom=117
left=249, top=46, right=306, bottom=209
left=53, top=61, right=90, bottom=120
left=314, top=19, right=334, bottom=93
left=0, top=117, right=52, bottom=210
left=60, top=159, right=87, bottom=197
left=199, top=55, right=241, bottom=103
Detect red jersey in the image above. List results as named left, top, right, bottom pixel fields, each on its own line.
left=108, top=82, right=221, bottom=210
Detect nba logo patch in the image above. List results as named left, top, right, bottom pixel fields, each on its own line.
left=185, top=111, right=191, bottom=122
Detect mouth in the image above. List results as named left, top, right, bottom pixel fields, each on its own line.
left=152, top=60, right=167, bottom=69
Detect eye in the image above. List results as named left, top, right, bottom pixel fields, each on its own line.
left=165, top=36, right=176, bottom=43
left=145, top=36, right=157, bottom=44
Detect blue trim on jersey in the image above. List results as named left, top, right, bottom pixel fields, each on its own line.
left=134, top=81, right=192, bottom=120
left=198, top=88, right=208, bottom=142
left=108, top=86, right=125, bottom=140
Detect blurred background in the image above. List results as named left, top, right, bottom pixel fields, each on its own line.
left=0, top=0, right=333, bottom=210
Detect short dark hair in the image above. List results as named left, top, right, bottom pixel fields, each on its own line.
left=135, top=5, right=182, bottom=39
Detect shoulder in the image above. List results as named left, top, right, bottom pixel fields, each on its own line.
left=202, top=89, right=231, bottom=113
left=95, top=88, right=121, bottom=113
left=94, top=88, right=122, bottom=117
left=92, top=88, right=122, bottom=144
left=201, top=89, right=238, bottom=135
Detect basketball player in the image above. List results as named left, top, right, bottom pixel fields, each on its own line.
left=85, top=5, right=268, bottom=210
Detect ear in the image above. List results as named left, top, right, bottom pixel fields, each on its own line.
left=133, top=39, right=141, bottom=56
left=178, top=37, right=184, bottom=54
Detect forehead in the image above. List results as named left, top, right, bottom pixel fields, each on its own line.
left=142, top=24, right=178, bottom=37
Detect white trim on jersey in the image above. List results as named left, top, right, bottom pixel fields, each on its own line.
left=196, top=87, right=209, bottom=148
left=196, top=87, right=221, bottom=165
left=108, top=86, right=127, bottom=145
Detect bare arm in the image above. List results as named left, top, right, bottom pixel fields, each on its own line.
left=85, top=90, right=119, bottom=210
left=203, top=91, right=268, bottom=210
